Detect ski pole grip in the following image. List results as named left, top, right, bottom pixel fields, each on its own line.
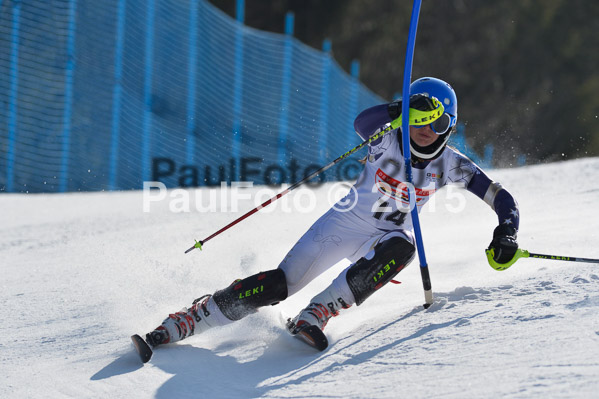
left=486, top=248, right=529, bottom=271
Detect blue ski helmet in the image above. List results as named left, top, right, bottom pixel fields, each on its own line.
left=408, top=77, right=458, bottom=160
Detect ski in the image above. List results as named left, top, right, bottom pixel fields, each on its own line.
left=287, top=321, right=328, bottom=351
left=131, top=334, right=153, bottom=363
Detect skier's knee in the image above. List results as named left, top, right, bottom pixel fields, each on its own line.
left=346, top=236, right=415, bottom=305
left=213, top=269, right=288, bottom=321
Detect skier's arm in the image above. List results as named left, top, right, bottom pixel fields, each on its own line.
left=354, top=104, right=393, bottom=141
left=466, top=171, right=519, bottom=231
left=466, top=169, right=520, bottom=264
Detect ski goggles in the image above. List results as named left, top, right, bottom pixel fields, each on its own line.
left=393, top=96, right=445, bottom=130
left=412, top=112, right=456, bottom=135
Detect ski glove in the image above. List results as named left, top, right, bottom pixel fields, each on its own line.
left=488, top=224, right=519, bottom=264
left=387, top=94, right=438, bottom=120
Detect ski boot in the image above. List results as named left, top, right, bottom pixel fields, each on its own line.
left=132, top=294, right=224, bottom=363
left=146, top=294, right=217, bottom=347
left=286, top=288, right=351, bottom=351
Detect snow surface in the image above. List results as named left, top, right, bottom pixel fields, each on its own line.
left=1, top=158, right=599, bottom=398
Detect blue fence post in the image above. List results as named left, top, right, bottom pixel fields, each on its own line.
left=230, top=0, right=245, bottom=180
left=186, top=0, right=199, bottom=166
left=108, top=0, right=127, bottom=191
left=319, top=39, right=332, bottom=166
left=484, top=144, right=494, bottom=168
left=6, top=1, right=21, bottom=193
left=453, top=123, right=467, bottom=153
left=58, top=0, right=77, bottom=192
left=141, top=0, right=156, bottom=184
left=348, top=59, right=360, bottom=146
left=517, top=154, right=527, bottom=166
left=277, top=11, right=294, bottom=165
left=236, top=0, right=244, bottom=22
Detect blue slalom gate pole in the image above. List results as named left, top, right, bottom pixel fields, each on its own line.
left=400, top=0, right=434, bottom=308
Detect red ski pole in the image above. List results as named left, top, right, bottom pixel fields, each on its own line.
left=185, top=102, right=442, bottom=254
left=184, top=122, right=397, bottom=254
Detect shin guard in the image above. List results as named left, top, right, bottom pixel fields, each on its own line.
left=346, top=236, right=415, bottom=305
left=213, top=269, right=288, bottom=321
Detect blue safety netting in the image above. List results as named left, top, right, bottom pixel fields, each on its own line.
left=0, top=0, right=384, bottom=193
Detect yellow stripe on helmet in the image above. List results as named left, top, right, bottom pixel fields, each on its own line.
left=389, top=96, right=445, bottom=130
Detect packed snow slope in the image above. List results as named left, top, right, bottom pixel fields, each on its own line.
left=1, top=157, right=599, bottom=398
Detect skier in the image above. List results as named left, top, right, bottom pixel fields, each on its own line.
left=137, top=77, right=520, bottom=354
